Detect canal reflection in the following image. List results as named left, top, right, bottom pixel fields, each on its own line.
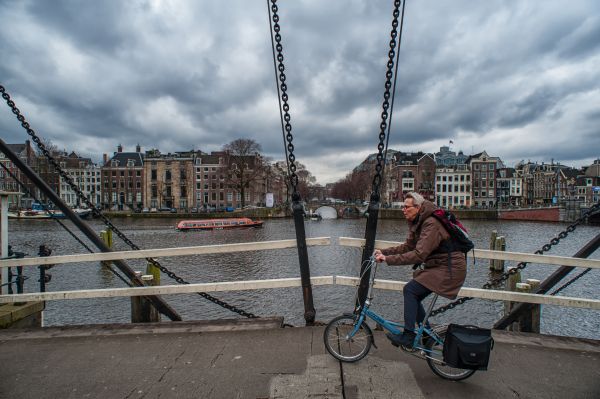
left=7, top=217, right=599, bottom=339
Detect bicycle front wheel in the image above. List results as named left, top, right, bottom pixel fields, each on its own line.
left=425, top=328, right=476, bottom=381
left=324, top=315, right=372, bottom=362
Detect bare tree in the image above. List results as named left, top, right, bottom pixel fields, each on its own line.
left=222, top=138, right=266, bottom=208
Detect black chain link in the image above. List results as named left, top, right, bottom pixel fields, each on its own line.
left=550, top=267, right=592, bottom=295
left=370, top=0, right=402, bottom=200
left=269, top=0, right=300, bottom=200
left=430, top=201, right=600, bottom=317
left=1, top=84, right=258, bottom=319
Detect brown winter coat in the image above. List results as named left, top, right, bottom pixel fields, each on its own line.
left=380, top=200, right=467, bottom=299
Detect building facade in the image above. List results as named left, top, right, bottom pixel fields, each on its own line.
left=101, top=145, right=144, bottom=211
left=144, top=150, right=195, bottom=210
left=59, top=152, right=101, bottom=208
left=468, top=151, right=503, bottom=208
left=0, top=140, right=37, bottom=208
left=435, top=164, right=471, bottom=208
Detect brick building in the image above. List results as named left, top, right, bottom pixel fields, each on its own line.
left=101, top=145, right=144, bottom=211
left=0, top=140, right=37, bottom=208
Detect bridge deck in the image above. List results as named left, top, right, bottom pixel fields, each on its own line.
left=1, top=320, right=598, bottom=398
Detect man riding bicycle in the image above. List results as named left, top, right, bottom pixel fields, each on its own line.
left=374, top=192, right=467, bottom=348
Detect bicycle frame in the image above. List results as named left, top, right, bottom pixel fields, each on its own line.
left=349, top=258, right=444, bottom=351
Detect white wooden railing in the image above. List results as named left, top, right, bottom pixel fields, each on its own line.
left=0, top=237, right=598, bottom=310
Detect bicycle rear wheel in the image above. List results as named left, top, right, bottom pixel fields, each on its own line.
left=323, top=315, right=372, bottom=362
left=425, top=328, right=476, bottom=381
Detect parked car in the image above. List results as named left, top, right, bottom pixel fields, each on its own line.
left=190, top=207, right=198, bottom=213
left=170, top=208, right=177, bottom=213
left=225, top=206, right=235, bottom=212
left=150, top=208, right=158, bottom=213
left=158, top=207, right=171, bottom=212
left=142, top=207, right=150, bottom=213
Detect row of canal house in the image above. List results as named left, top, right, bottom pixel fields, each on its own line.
left=377, top=146, right=599, bottom=209
left=0, top=142, right=289, bottom=212
left=2, top=140, right=599, bottom=211
left=100, top=145, right=288, bottom=211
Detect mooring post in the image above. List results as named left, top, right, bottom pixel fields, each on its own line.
left=492, top=236, right=506, bottom=272
left=146, top=260, right=160, bottom=285
left=522, top=279, right=541, bottom=333
left=99, top=229, right=113, bottom=268
left=131, top=272, right=161, bottom=323
left=489, top=230, right=497, bottom=271
left=504, top=267, right=521, bottom=331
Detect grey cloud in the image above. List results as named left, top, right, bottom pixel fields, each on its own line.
left=1, top=0, right=599, bottom=183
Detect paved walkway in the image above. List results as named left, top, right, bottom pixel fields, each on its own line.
left=1, top=318, right=599, bottom=398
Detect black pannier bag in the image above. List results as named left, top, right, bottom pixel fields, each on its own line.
left=443, top=324, right=494, bottom=370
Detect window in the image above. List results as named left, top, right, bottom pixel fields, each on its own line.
left=151, top=170, right=157, bottom=180
left=165, top=170, right=171, bottom=180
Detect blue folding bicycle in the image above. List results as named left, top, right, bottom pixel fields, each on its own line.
left=324, top=256, right=476, bottom=381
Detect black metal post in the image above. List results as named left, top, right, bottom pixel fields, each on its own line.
left=16, top=266, right=23, bottom=294
left=357, top=193, right=381, bottom=308
left=38, top=265, right=46, bottom=293
left=0, top=138, right=182, bottom=321
left=494, top=232, right=600, bottom=329
left=292, top=196, right=315, bottom=325
left=7, top=267, right=13, bottom=295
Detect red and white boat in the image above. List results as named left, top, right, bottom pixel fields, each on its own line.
left=176, top=217, right=264, bottom=231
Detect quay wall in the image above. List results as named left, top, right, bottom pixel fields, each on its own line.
left=102, top=205, right=574, bottom=223
left=498, top=207, right=560, bottom=222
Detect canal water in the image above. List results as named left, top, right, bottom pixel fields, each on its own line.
left=7, top=217, right=600, bottom=340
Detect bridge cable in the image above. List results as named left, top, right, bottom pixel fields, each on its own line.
left=429, top=201, right=600, bottom=317
left=0, top=155, right=133, bottom=287
left=0, top=84, right=258, bottom=319
left=358, top=0, right=406, bottom=308
left=268, top=0, right=316, bottom=326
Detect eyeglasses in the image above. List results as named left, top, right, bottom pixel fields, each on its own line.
left=402, top=205, right=417, bottom=210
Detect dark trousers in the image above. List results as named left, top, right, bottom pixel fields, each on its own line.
left=403, top=279, right=433, bottom=332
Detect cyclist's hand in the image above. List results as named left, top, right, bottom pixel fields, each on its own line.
left=373, top=249, right=382, bottom=256
left=375, top=253, right=386, bottom=263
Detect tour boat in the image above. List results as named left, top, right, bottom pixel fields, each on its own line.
left=176, top=217, right=264, bottom=231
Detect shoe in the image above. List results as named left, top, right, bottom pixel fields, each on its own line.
left=386, top=331, right=416, bottom=348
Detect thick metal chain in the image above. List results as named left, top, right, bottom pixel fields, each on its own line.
left=0, top=84, right=258, bottom=319
left=550, top=267, right=592, bottom=295
left=430, top=201, right=600, bottom=317
left=269, top=0, right=300, bottom=198
left=371, top=0, right=402, bottom=200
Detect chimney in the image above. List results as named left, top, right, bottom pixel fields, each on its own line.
left=136, top=143, right=141, bottom=153
left=117, top=144, right=123, bottom=153
left=103, top=153, right=108, bottom=165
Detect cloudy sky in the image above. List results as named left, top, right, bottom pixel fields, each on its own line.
left=1, top=0, right=599, bottom=184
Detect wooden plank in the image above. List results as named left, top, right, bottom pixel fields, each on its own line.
left=334, top=276, right=600, bottom=310
left=0, top=237, right=331, bottom=268
left=338, top=237, right=600, bottom=269
left=0, top=276, right=334, bottom=303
